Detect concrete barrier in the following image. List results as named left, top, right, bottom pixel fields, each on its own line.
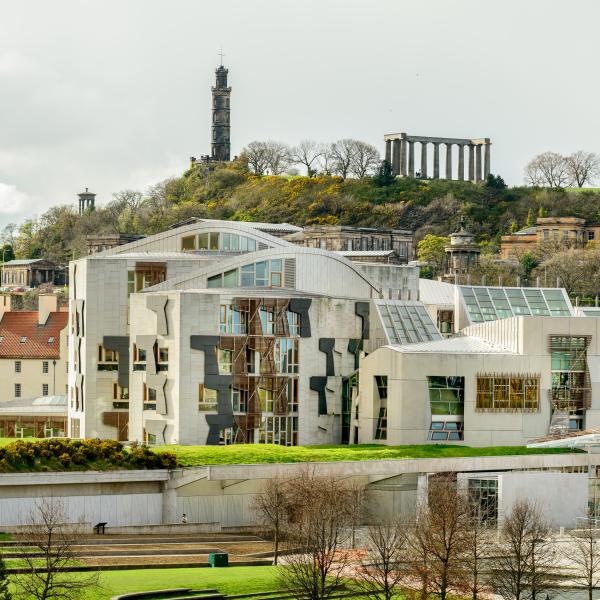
left=105, top=522, right=220, bottom=535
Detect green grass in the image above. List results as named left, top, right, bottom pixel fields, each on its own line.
left=79, top=565, right=278, bottom=599
left=155, top=443, right=579, bottom=466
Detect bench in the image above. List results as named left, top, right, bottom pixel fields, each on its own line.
left=93, top=522, right=107, bottom=534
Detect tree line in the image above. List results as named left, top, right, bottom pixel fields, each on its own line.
left=241, top=139, right=380, bottom=178
left=254, top=471, right=600, bottom=600
left=525, top=151, right=600, bottom=188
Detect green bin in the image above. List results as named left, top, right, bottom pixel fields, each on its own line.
left=208, top=552, right=229, bottom=567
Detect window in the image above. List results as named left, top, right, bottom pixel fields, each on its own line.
left=14, top=361, right=21, bottom=373
left=543, top=229, right=549, bottom=241
left=287, top=378, right=299, bottom=413
left=208, top=274, right=222, bottom=288
left=218, top=348, right=233, bottom=374
left=275, top=338, right=299, bottom=374
left=259, top=387, right=275, bottom=413
left=198, top=232, right=209, bottom=249
left=220, top=304, right=249, bottom=334
left=260, top=307, right=275, bottom=335
left=181, top=235, right=196, bottom=250
left=563, top=230, right=569, bottom=241
left=127, top=265, right=166, bottom=296
left=42, top=384, right=49, bottom=396
left=143, top=383, right=156, bottom=410
left=133, top=345, right=147, bottom=371
left=198, top=384, right=218, bottom=411
left=288, top=311, right=300, bottom=336
left=550, top=335, right=590, bottom=414
left=588, top=231, right=595, bottom=242
left=270, top=259, right=282, bottom=287
left=468, top=478, right=498, bottom=526
left=255, top=261, right=268, bottom=286
left=259, top=415, right=298, bottom=446
left=476, top=375, right=539, bottom=411
left=112, top=383, right=129, bottom=409
left=375, top=407, right=387, bottom=440
left=375, top=376, right=388, bottom=399
left=427, top=376, right=464, bottom=415
left=156, top=347, right=168, bottom=371
left=20, top=337, right=27, bottom=344
left=232, top=387, right=248, bottom=412
left=42, top=361, right=49, bottom=374
left=48, top=337, right=54, bottom=344
left=98, top=345, right=118, bottom=371
left=14, top=384, right=21, bottom=398
left=223, top=269, right=238, bottom=287
left=428, top=420, right=463, bottom=441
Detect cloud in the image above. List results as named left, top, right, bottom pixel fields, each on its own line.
left=0, top=183, right=29, bottom=215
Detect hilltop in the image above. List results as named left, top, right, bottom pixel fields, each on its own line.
left=8, top=160, right=600, bottom=263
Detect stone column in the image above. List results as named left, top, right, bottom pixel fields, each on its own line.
left=420, top=141, right=428, bottom=179
left=392, top=139, right=401, bottom=175
left=400, top=137, right=408, bottom=176
left=445, top=143, right=452, bottom=179
left=385, top=139, right=391, bottom=166
left=457, top=145, right=465, bottom=181
left=468, top=144, right=475, bottom=181
left=433, top=143, right=440, bottom=179
left=476, top=144, right=482, bottom=182
left=408, top=141, right=415, bottom=177
left=484, top=141, right=491, bottom=178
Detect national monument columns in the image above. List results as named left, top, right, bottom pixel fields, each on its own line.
left=384, top=132, right=491, bottom=182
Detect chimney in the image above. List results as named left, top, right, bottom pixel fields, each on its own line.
left=38, top=293, right=58, bottom=326
left=0, top=295, right=11, bottom=322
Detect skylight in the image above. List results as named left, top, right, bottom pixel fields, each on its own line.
left=19, top=336, right=27, bottom=343
left=459, top=286, right=573, bottom=324
left=48, top=337, right=55, bottom=344
left=375, top=300, right=442, bottom=345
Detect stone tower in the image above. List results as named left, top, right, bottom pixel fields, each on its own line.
left=443, top=217, right=480, bottom=283
left=211, top=64, right=231, bottom=162
left=78, top=188, right=96, bottom=215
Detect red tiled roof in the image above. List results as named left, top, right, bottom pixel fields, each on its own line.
left=0, top=312, right=68, bottom=359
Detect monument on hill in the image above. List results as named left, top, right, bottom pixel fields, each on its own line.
left=190, top=57, right=231, bottom=166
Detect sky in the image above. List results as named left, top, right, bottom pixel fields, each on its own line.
left=0, top=0, right=599, bottom=228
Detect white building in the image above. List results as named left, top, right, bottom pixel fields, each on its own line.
left=68, top=218, right=419, bottom=444
left=358, top=284, right=600, bottom=446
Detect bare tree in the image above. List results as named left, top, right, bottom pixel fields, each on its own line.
left=330, top=139, right=357, bottom=179
left=318, top=143, right=336, bottom=175
left=565, top=151, right=600, bottom=188
left=264, top=141, right=292, bottom=175
left=350, top=141, right=380, bottom=178
left=524, top=152, right=572, bottom=187
left=571, top=518, right=600, bottom=600
left=241, top=141, right=270, bottom=175
left=491, top=499, right=554, bottom=600
left=291, top=140, right=323, bottom=177
left=461, top=519, right=494, bottom=600
left=534, top=247, right=598, bottom=295
left=356, top=518, right=408, bottom=600
left=411, top=476, right=469, bottom=600
left=280, top=475, right=351, bottom=600
left=347, top=482, right=366, bottom=549
left=13, top=499, right=98, bottom=600
left=251, top=476, right=290, bottom=565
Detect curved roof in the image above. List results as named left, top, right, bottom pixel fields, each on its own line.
left=143, top=247, right=383, bottom=298
left=96, top=219, right=294, bottom=257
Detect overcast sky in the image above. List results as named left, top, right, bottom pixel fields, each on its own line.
left=0, top=0, right=599, bottom=228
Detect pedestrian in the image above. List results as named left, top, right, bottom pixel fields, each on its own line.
left=181, top=513, right=188, bottom=524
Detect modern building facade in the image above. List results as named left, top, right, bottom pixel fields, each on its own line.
left=357, top=283, right=600, bottom=446
left=68, top=218, right=419, bottom=444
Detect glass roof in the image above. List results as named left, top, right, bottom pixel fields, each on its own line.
left=459, top=286, right=573, bottom=323
left=375, top=301, right=442, bottom=345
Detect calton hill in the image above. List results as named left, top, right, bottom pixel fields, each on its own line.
left=5, top=146, right=600, bottom=299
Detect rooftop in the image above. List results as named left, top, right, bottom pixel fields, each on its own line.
left=0, top=312, right=67, bottom=358
left=388, top=335, right=514, bottom=354
left=0, top=395, right=66, bottom=415
left=375, top=300, right=441, bottom=345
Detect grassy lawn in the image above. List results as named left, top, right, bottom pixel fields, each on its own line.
left=78, top=565, right=278, bottom=599
left=155, top=443, right=579, bottom=466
